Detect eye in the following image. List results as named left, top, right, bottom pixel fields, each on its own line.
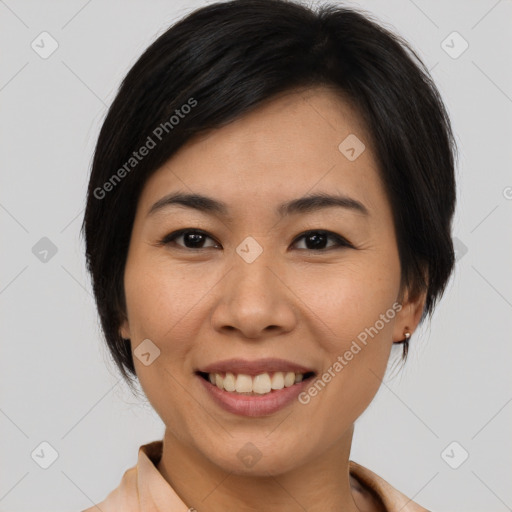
left=291, top=230, right=353, bottom=251
left=158, top=228, right=352, bottom=252
left=158, top=229, right=220, bottom=250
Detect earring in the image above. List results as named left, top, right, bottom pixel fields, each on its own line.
left=403, top=331, right=411, bottom=340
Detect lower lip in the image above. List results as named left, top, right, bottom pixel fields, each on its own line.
left=197, top=374, right=313, bottom=417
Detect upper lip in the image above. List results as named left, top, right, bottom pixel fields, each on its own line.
left=197, top=358, right=316, bottom=376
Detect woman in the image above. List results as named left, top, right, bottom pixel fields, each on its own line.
left=81, top=0, right=457, bottom=510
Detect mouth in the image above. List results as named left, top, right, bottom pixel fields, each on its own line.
left=195, top=370, right=316, bottom=396
left=194, top=358, right=318, bottom=416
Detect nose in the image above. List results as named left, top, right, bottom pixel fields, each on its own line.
left=210, top=247, right=297, bottom=340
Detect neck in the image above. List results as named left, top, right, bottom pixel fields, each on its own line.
left=157, top=425, right=365, bottom=512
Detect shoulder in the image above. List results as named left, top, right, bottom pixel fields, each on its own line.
left=80, top=440, right=185, bottom=512
left=80, top=463, right=139, bottom=512
left=349, top=460, right=431, bottom=512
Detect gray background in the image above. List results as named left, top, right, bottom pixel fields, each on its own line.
left=1, top=0, right=511, bottom=511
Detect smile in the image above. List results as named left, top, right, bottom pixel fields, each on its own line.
left=196, top=370, right=316, bottom=417
left=198, top=371, right=315, bottom=395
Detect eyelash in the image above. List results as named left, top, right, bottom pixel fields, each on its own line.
left=157, top=228, right=353, bottom=252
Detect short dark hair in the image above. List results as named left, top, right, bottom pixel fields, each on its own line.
left=81, top=0, right=457, bottom=387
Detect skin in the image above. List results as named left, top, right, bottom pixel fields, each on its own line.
left=119, top=85, right=426, bottom=512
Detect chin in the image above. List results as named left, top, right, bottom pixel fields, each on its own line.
left=200, top=438, right=309, bottom=477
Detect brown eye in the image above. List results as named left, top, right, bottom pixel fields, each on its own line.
left=292, top=230, right=352, bottom=251
left=160, top=229, right=219, bottom=250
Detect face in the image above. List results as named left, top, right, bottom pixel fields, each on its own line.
left=120, top=86, right=425, bottom=475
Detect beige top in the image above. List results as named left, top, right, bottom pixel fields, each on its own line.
left=82, top=440, right=430, bottom=512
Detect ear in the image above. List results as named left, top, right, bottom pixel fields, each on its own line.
left=392, top=287, right=427, bottom=343
left=119, top=315, right=131, bottom=340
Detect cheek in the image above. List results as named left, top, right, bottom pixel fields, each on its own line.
left=123, top=259, right=206, bottom=424
left=293, top=254, right=400, bottom=350
left=123, top=254, right=204, bottom=342
left=123, top=255, right=224, bottom=405
left=295, top=254, right=400, bottom=425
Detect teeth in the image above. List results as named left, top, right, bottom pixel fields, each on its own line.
left=284, top=371, right=295, bottom=387
left=253, top=374, right=271, bottom=394
left=271, top=372, right=284, bottom=390
left=223, top=372, right=236, bottom=392
left=207, top=371, right=308, bottom=395
left=235, top=374, right=252, bottom=393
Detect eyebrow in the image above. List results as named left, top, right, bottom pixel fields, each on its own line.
left=147, top=191, right=369, bottom=219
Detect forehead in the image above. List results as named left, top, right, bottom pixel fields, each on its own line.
left=138, top=86, right=385, bottom=220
